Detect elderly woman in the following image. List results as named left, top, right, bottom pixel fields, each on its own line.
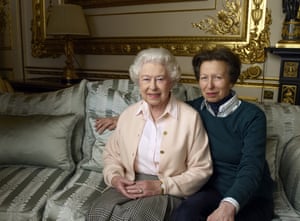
left=172, top=47, right=274, bottom=221
left=87, top=48, right=212, bottom=221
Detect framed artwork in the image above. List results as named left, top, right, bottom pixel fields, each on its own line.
left=32, top=0, right=271, bottom=64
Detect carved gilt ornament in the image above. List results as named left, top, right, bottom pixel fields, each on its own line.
left=281, top=84, right=297, bottom=104
left=31, top=0, right=271, bottom=64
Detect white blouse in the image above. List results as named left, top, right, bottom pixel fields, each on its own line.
left=134, top=97, right=177, bottom=175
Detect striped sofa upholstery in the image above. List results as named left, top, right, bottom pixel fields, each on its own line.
left=42, top=169, right=106, bottom=221
left=0, top=80, right=87, bottom=221
left=43, top=81, right=300, bottom=221
left=1, top=79, right=300, bottom=220
left=257, top=103, right=300, bottom=221
left=0, top=167, right=71, bottom=221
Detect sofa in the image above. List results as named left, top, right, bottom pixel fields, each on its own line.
left=0, top=79, right=299, bottom=221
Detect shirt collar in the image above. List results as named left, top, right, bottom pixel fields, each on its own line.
left=200, top=90, right=241, bottom=117
left=136, top=94, right=178, bottom=120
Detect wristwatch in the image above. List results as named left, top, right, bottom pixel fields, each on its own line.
left=160, top=180, right=165, bottom=194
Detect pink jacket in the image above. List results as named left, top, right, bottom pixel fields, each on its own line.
left=103, top=98, right=212, bottom=197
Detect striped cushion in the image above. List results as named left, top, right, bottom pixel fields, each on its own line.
left=79, top=80, right=138, bottom=172
left=43, top=169, right=106, bottom=221
left=0, top=167, right=71, bottom=221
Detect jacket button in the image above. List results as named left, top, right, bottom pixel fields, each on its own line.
left=160, top=150, right=165, bottom=154
left=163, top=131, right=167, bottom=135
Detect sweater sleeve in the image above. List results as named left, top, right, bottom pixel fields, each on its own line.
left=224, top=105, right=267, bottom=209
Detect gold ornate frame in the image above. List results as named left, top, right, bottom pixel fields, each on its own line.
left=32, top=0, right=271, bottom=64
left=65, top=0, right=200, bottom=8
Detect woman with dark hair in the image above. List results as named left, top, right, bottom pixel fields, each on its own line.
left=171, top=47, right=274, bottom=221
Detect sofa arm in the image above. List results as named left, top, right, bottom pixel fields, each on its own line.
left=279, top=135, right=300, bottom=213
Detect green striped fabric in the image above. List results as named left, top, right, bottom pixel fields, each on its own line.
left=79, top=80, right=139, bottom=172
left=43, top=169, right=106, bottom=221
left=279, top=135, right=300, bottom=213
left=0, top=80, right=87, bottom=220
left=0, top=167, right=71, bottom=221
left=257, top=103, right=300, bottom=220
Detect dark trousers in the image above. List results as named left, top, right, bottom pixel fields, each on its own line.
left=171, top=186, right=274, bottom=221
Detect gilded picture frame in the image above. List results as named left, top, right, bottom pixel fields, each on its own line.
left=31, top=0, right=271, bottom=64
left=65, top=0, right=201, bottom=8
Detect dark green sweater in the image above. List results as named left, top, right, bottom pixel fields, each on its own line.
left=188, top=97, right=273, bottom=209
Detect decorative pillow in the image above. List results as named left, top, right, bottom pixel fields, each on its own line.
left=0, top=80, right=87, bottom=162
left=79, top=81, right=136, bottom=172
left=0, top=114, right=78, bottom=170
left=279, top=135, right=300, bottom=213
left=266, top=135, right=279, bottom=181
left=79, top=79, right=190, bottom=172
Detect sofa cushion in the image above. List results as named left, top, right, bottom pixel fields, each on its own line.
left=79, top=80, right=137, bottom=172
left=79, top=79, right=191, bottom=172
left=0, top=80, right=87, bottom=162
left=279, top=135, right=300, bottom=214
left=0, top=166, right=72, bottom=221
left=0, top=114, right=78, bottom=170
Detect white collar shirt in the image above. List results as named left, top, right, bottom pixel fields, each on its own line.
left=134, top=95, right=178, bottom=175
left=200, top=90, right=241, bottom=118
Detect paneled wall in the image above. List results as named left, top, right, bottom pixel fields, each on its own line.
left=0, top=0, right=285, bottom=102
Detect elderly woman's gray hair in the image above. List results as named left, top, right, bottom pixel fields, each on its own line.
left=129, top=48, right=181, bottom=84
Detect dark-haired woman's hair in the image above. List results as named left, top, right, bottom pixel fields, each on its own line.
left=192, top=47, right=241, bottom=84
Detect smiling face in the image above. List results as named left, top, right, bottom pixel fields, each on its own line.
left=198, top=60, right=233, bottom=103
left=138, top=62, right=173, bottom=112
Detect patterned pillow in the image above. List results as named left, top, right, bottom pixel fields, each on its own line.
left=79, top=80, right=138, bottom=172
left=0, top=114, right=78, bottom=170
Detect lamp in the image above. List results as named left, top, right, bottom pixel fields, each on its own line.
left=47, top=4, right=89, bottom=84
